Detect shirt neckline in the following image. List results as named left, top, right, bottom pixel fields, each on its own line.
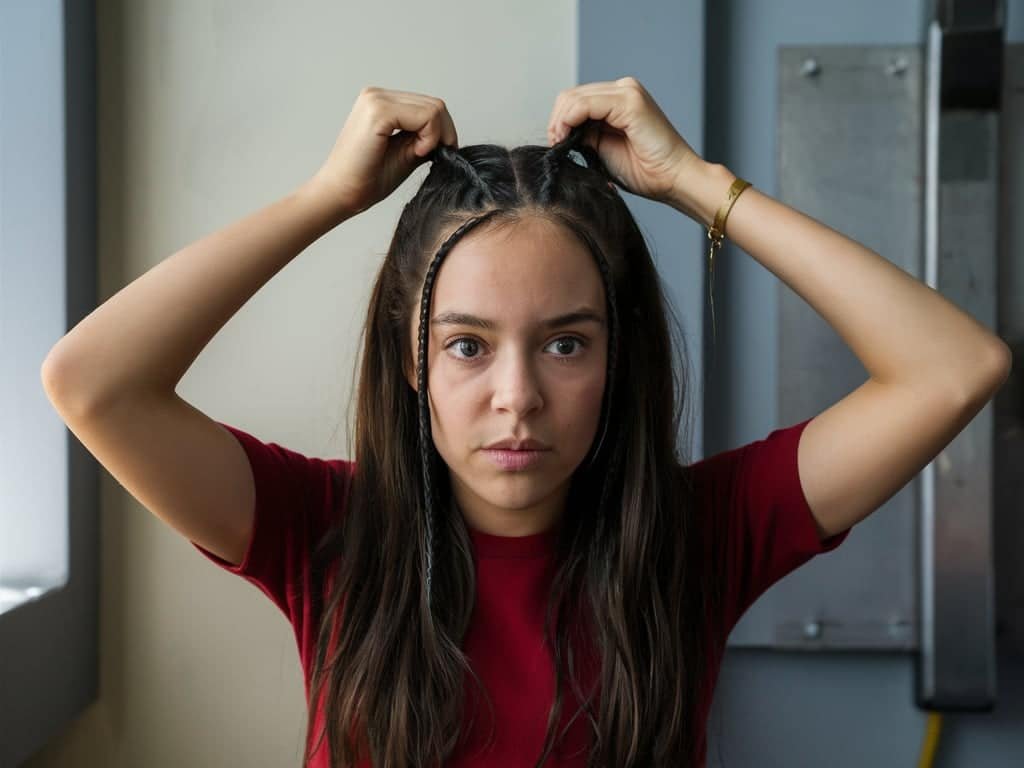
left=467, top=519, right=562, bottom=559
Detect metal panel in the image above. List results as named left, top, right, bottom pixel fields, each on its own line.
left=727, top=44, right=923, bottom=651
left=731, top=35, right=1021, bottom=711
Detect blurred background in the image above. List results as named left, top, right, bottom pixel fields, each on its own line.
left=1, top=1, right=1022, bottom=766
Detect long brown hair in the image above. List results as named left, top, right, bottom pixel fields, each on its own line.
left=302, top=122, right=716, bottom=767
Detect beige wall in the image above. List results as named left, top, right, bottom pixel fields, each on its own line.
left=26, top=1, right=576, bottom=765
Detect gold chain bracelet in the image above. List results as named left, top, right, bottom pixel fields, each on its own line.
left=705, top=177, right=751, bottom=370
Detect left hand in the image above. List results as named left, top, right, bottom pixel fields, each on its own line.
left=546, top=77, right=703, bottom=204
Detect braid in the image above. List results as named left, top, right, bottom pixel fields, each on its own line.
left=416, top=210, right=503, bottom=611
left=417, top=134, right=621, bottom=613
left=538, top=140, right=571, bottom=205
left=539, top=119, right=617, bottom=205
left=430, top=144, right=495, bottom=206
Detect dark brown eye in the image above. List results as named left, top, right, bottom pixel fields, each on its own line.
left=444, top=335, right=588, bottom=364
left=551, top=338, right=582, bottom=356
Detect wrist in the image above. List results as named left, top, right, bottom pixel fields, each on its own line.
left=297, top=173, right=358, bottom=229
left=667, top=161, right=738, bottom=229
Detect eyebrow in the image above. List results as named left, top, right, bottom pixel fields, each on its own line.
left=430, top=307, right=606, bottom=332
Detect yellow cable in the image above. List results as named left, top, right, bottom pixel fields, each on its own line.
left=916, top=712, right=943, bottom=768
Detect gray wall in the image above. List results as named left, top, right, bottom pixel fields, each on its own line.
left=580, top=1, right=1024, bottom=766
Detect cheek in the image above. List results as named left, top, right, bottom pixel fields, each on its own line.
left=424, top=385, right=472, bottom=449
left=556, top=370, right=607, bottom=443
left=574, top=355, right=608, bottom=404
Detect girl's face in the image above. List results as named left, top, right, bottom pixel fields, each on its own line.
left=407, top=215, right=609, bottom=537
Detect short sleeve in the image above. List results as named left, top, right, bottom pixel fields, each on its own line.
left=190, top=422, right=354, bottom=631
left=689, top=417, right=851, bottom=634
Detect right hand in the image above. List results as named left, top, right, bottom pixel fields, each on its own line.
left=310, top=86, right=459, bottom=217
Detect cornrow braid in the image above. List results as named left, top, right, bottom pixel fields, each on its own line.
left=415, top=210, right=503, bottom=611
left=429, top=143, right=496, bottom=207
left=417, top=131, right=621, bottom=614
left=539, top=119, right=618, bottom=205
left=538, top=141, right=571, bottom=205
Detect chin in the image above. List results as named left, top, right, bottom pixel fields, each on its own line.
left=455, top=469, right=541, bottom=505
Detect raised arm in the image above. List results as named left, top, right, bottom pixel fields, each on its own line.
left=668, top=160, right=1011, bottom=540
left=39, top=180, right=349, bottom=564
left=40, top=87, right=459, bottom=565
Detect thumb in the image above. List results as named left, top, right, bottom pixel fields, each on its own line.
left=413, top=127, right=444, bottom=158
left=390, top=131, right=427, bottom=169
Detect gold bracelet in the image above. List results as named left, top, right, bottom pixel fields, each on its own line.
left=705, top=177, right=751, bottom=371
left=707, top=177, right=751, bottom=249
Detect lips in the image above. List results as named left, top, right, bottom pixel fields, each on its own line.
left=484, top=447, right=547, bottom=470
left=483, top=438, right=550, bottom=451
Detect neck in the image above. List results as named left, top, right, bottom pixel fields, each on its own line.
left=450, top=472, right=569, bottom=537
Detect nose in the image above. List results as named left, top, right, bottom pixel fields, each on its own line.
left=490, top=347, right=544, bottom=417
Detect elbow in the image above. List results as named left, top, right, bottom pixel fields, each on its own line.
left=950, top=339, right=1013, bottom=412
left=41, top=353, right=70, bottom=410
left=981, top=339, right=1012, bottom=392
left=40, top=351, right=64, bottom=401
left=40, top=349, right=94, bottom=419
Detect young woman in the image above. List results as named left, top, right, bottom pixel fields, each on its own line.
left=41, top=78, right=1011, bottom=767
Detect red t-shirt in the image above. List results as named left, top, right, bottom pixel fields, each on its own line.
left=192, top=418, right=850, bottom=766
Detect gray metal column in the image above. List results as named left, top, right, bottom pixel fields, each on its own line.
left=916, top=0, right=1004, bottom=711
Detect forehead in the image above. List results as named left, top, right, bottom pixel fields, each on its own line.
left=428, top=216, right=605, bottom=322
